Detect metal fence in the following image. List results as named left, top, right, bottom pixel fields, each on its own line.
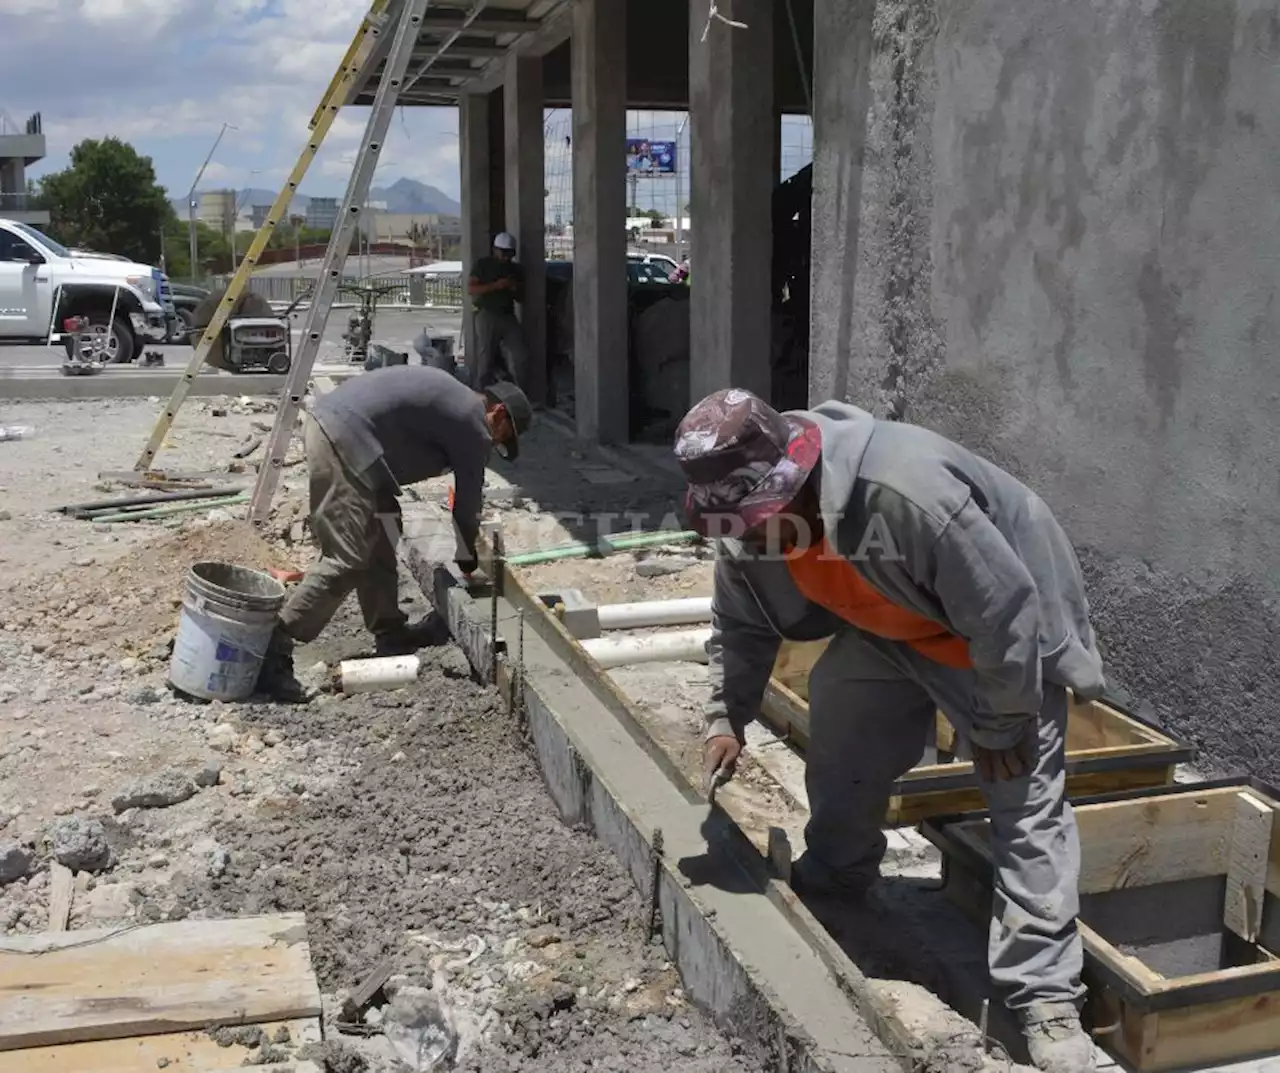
left=206, top=272, right=465, bottom=308
left=0, top=192, right=47, bottom=213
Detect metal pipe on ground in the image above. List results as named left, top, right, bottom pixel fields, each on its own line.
left=60, top=486, right=246, bottom=516
left=597, top=597, right=713, bottom=631
left=581, top=628, right=713, bottom=670
left=88, top=492, right=249, bottom=524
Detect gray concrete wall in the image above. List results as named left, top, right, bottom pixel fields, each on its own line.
left=816, top=0, right=1280, bottom=777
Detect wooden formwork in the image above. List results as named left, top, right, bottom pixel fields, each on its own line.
left=475, top=533, right=1017, bottom=1071
left=765, top=637, right=1193, bottom=827
left=922, top=779, right=1280, bottom=1072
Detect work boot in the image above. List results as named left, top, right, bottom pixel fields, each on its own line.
left=1021, top=1006, right=1096, bottom=1073
left=373, top=614, right=449, bottom=657
left=789, top=851, right=878, bottom=902
left=256, top=630, right=309, bottom=703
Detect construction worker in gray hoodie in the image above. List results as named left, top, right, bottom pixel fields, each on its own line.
left=258, top=366, right=532, bottom=699
left=673, top=387, right=1105, bottom=1073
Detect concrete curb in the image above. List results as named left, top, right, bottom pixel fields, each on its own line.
left=402, top=542, right=902, bottom=1073
left=0, top=369, right=360, bottom=402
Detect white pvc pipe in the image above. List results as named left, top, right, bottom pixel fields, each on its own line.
left=597, top=597, right=713, bottom=631
left=581, top=628, right=712, bottom=669
left=339, top=654, right=421, bottom=693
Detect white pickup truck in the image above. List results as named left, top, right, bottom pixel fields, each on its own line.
left=0, top=218, right=173, bottom=364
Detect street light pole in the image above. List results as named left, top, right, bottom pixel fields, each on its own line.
left=185, top=122, right=236, bottom=280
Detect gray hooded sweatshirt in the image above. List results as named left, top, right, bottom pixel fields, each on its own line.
left=704, top=401, right=1105, bottom=751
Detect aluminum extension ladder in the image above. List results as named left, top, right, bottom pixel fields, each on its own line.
left=133, top=0, right=436, bottom=522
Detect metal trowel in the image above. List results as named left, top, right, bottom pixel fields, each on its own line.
left=704, top=765, right=731, bottom=805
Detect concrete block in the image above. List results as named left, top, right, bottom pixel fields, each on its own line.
left=534, top=587, right=599, bottom=639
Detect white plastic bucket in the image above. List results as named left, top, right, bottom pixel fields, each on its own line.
left=167, top=561, right=287, bottom=701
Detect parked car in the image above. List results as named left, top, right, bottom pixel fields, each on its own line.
left=0, top=220, right=171, bottom=363
left=627, top=251, right=682, bottom=278
left=166, top=280, right=212, bottom=332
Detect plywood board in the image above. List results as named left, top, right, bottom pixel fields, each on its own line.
left=0, top=1018, right=321, bottom=1073
left=1224, top=791, right=1274, bottom=943
left=0, top=914, right=321, bottom=1052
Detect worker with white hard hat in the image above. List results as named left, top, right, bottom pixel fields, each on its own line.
left=466, top=231, right=529, bottom=391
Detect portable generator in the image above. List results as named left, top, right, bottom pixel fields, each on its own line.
left=223, top=317, right=293, bottom=374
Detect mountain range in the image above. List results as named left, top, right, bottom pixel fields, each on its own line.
left=173, top=177, right=461, bottom=218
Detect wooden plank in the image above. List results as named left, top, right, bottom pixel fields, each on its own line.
left=340, top=957, right=394, bottom=1021
left=760, top=681, right=810, bottom=748
left=949, top=787, right=1242, bottom=895
left=0, top=1018, right=322, bottom=1073
left=0, top=914, right=321, bottom=1052
left=1080, top=922, right=1168, bottom=997
left=1224, top=791, right=1274, bottom=943
left=770, top=638, right=830, bottom=698
left=1122, top=988, right=1280, bottom=1072
left=896, top=741, right=1176, bottom=789
left=46, top=865, right=73, bottom=933
left=886, top=766, right=1175, bottom=828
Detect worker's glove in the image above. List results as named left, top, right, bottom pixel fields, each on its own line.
left=971, top=727, right=1035, bottom=782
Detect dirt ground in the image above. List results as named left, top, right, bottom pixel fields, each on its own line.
left=0, top=397, right=762, bottom=1072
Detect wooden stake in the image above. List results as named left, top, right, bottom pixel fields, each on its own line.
left=46, top=865, right=73, bottom=933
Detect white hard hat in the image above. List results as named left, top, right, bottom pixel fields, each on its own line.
left=493, top=231, right=517, bottom=251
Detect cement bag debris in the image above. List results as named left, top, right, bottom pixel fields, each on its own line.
left=382, top=986, right=457, bottom=1071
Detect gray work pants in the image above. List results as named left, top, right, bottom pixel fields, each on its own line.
left=276, top=418, right=406, bottom=643
left=472, top=308, right=529, bottom=390
left=801, top=626, right=1085, bottom=1016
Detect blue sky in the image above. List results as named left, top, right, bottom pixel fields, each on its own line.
left=5, top=0, right=813, bottom=210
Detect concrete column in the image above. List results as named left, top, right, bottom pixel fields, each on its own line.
left=504, top=54, right=546, bottom=404
left=459, top=92, right=492, bottom=366
left=571, top=0, right=628, bottom=442
left=773, top=113, right=783, bottom=183
left=688, top=0, right=774, bottom=403
left=807, top=0, right=876, bottom=406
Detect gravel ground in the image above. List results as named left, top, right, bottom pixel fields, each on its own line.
left=0, top=396, right=761, bottom=1072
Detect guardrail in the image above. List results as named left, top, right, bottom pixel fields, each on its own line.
left=206, top=272, right=464, bottom=307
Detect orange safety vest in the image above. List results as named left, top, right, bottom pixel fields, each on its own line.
left=786, top=538, right=972, bottom=669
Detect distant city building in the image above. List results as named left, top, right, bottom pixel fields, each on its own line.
left=366, top=212, right=461, bottom=248
left=250, top=204, right=272, bottom=229
left=197, top=189, right=237, bottom=235
left=0, top=111, right=48, bottom=225
left=305, top=197, right=339, bottom=231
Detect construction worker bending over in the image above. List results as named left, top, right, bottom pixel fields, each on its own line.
left=673, top=388, right=1104, bottom=1073
left=259, top=365, right=532, bottom=698
left=467, top=231, right=528, bottom=390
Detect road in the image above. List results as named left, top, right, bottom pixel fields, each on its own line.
left=0, top=309, right=462, bottom=372
left=0, top=309, right=463, bottom=399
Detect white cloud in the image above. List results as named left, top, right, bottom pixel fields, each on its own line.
left=9, top=0, right=463, bottom=202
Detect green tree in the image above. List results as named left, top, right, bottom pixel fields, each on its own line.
left=160, top=218, right=230, bottom=279
left=39, top=138, right=175, bottom=265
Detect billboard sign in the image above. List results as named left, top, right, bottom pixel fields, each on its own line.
left=626, top=139, right=677, bottom=175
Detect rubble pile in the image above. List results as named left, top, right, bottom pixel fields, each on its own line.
left=0, top=520, right=298, bottom=664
